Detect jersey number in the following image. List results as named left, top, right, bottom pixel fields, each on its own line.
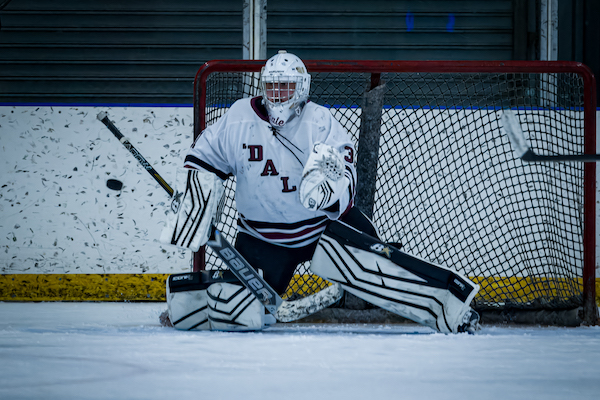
left=344, top=146, right=354, bottom=163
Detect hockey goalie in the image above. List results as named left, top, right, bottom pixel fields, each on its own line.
left=160, top=50, right=481, bottom=334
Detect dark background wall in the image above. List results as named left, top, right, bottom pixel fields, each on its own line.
left=0, top=0, right=243, bottom=104
left=0, top=0, right=598, bottom=104
left=268, top=0, right=516, bottom=61
left=557, top=0, right=600, bottom=94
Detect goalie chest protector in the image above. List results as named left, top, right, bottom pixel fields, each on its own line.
left=184, top=97, right=357, bottom=247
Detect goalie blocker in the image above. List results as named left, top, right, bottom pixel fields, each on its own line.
left=159, top=167, right=224, bottom=252
left=310, top=221, right=480, bottom=333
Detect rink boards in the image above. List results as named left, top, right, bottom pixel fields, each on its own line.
left=0, top=105, right=598, bottom=306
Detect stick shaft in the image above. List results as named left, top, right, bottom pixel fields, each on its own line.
left=97, top=112, right=283, bottom=314
left=97, top=113, right=174, bottom=196
left=207, top=227, right=282, bottom=314
left=522, top=149, right=600, bottom=162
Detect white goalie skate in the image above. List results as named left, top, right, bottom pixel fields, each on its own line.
left=457, top=309, right=481, bottom=334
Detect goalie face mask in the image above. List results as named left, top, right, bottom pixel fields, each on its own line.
left=265, top=81, right=296, bottom=104
left=260, top=50, right=311, bottom=128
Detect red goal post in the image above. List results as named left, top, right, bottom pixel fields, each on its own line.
left=193, top=59, right=598, bottom=324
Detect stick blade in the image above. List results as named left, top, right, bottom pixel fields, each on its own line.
left=501, top=110, right=531, bottom=159
left=500, top=110, right=600, bottom=163
left=276, top=283, right=343, bottom=322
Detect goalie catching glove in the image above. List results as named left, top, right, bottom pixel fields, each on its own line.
left=299, top=143, right=350, bottom=211
left=160, top=167, right=224, bottom=251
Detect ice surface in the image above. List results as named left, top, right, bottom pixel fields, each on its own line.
left=0, top=302, right=599, bottom=400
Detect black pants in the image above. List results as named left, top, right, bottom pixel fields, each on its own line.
left=234, top=207, right=378, bottom=295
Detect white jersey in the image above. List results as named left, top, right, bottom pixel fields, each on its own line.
left=185, top=97, right=356, bottom=248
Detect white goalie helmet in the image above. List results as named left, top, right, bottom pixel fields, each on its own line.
left=260, top=50, right=311, bottom=128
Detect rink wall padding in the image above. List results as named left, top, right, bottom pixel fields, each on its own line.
left=0, top=274, right=168, bottom=301
left=282, top=273, right=332, bottom=300
left=472, top=277, right=600, bottom=308
left=1, top=106, right=599, bottom=309
left=1, top=273, right=598, bottom=306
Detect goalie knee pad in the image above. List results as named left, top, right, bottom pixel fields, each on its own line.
left=310, top=221, right=480, bottom=334
left=207, top=282, right=269, bottom=331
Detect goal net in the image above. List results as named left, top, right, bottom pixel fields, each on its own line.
left=193, top=60, right=597, bottom=322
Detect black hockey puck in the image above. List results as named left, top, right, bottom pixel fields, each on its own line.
left=106, top=179, right=124, bottom=191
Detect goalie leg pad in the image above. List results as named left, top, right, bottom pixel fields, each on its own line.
left=310, top=221, right=480, bottom=334
left=160, top=167, right=224, bottom=251
left=167, top=272, right=210, bottom=331
left=207, top=282, right=267, bottom=331
left=166, top=270, right=238, bottom=331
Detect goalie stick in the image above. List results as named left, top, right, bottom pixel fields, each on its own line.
left=97, top=111, right=342, bottom=322
left=502, top=109, right=600, bottom=162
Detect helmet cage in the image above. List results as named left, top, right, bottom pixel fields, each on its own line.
left=260, top=74, right=309, bottom=109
